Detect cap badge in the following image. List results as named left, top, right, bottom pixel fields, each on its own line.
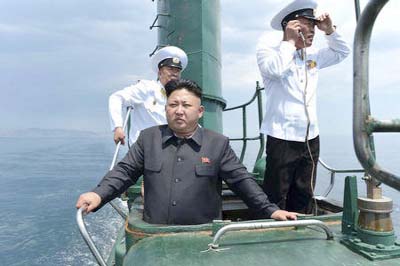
left=172, top=57, right=180, bottom=64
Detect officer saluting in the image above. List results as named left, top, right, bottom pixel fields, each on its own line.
left=109, top=46, right=188, bottom=146
left=257, top=0, right=351, bottom=214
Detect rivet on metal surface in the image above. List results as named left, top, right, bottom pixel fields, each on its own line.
left=376, top=244, right=385, bottom=249
left=201, top=243, right=230, bottom=253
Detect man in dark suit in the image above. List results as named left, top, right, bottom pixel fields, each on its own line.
left=76, top=79, right=297, bottom=225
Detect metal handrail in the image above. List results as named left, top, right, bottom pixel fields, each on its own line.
left=208, top=219, right=334, bottom=249
left=107, top=107, right=132, bottom=220
left=353, top=0, right=400, bottom=191
left=318, top=158, right=365, bottom=197
left=76, top=107, right=132, bottom=264
left=149, top=13, right=170, bottom=30
left=77, top=207, right=107, bottom=266
left=354, top=0, right=361, bottom=21
left=224, top=82, right=366, bottom=194
left=223, top=82, right=265, bottom=163
left=109, top=107, right=132, bottom=170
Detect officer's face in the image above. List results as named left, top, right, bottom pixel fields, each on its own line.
left=165, top=88, right=204, bottom=137
left=296, top=17, right=315, bottom=48
left=158, top=66, right=181, bottom=86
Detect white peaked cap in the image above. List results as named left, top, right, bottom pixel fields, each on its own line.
left=270, top=0, right=318, bottom=31
left=151, top=46, right=188, bottom=73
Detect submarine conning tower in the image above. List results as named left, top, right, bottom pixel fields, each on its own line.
left=152, top=0, right=226, bottom=133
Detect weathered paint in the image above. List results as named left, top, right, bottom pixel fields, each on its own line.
left=123, top=219, right=400, bottom=266
left=155, top=0, right=225, bottom=133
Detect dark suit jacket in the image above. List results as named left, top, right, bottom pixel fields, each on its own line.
left=93, top=125, right=278, bottom=225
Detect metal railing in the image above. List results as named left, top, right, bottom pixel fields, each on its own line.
left=223, top=81, right=265, bottom=163
left=353, top=0, right=400, bottom=191
left=76, top=107, right=132, bottom=264
left=207, top=219, right=334, bottom=250
left=224, top=83, right=366, bottom=197
left=108, top=106, right=132, bottom=220
left=77, top=207, right=107, bottom=266
left=318, top=159, right=365, bottom=197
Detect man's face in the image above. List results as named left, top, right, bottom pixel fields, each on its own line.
left=296, top=17, right=315, bottom=48
left=158, top=66, right=181, bottom=86
left=166, top=88, right=204, bottom=137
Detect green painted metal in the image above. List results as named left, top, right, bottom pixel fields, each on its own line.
left=155, top=0, right=225, bottom=133
left=224, top=83, right=265, bottom=163
left=252, top=156, right=266, bottom=183
left=125, top=176, right=142, bottom=209
left=341, top=235, right=400, bottom=261
left=112, top=227, right=126, bottom=266
left=125, top=207, right=213, bottom=251
left=122, top=217, right=400, bottom=266
left=98, top=1, right=400, bottom=265
left=366, top=118, right=400, bottom=134
left=357, top=228, right=396, bottom=246
left=353, top=0, right=400, bottom=190
left=340, top=177, right=400, bottom=260
left=342, top=176, right=359, bottom=235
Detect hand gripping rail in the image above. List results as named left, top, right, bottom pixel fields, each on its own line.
left=208, top=219, right=334, bottom=250
left=76, top=107, right=132, bottom=264
left=77, top=207, right=107, bottom=266
left=353, top=0, right=400, bottom=191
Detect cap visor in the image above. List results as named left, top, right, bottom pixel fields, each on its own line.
left=302, top=15, right=318, bottom=21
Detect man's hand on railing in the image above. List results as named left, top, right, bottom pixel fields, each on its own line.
left=76, top=192, right=102, bottom=213
left=271, top=210, right=298, bottom=221
left=113, top=127, right=126, bottom=145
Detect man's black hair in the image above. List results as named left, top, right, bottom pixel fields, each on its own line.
left=165, top=79, right=202, bottom=99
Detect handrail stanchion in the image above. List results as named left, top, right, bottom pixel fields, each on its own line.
left=224, top=83, right=367, bottom=195
left=76, top=107, right=132, bottom=264
left=76, top=207, right=107, bottom=266
left=110, top=107, right=132, bottom=170
left=353, top=0, right=400, bottom=190
left=318, top=158, right=365, bottom=197
left=107, top=107, right=132, bottom=220
left=207, top=219, right=333, bottom=250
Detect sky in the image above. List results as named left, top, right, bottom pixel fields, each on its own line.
left=0, top=0, right=399, bottom=138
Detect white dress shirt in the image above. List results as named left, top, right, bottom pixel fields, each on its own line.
left=257, top=31, right=350, bottom=142
left=109, top=80, right=167, bottom=144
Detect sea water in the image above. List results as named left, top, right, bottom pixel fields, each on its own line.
left=0, top=133, right=398, bottom=265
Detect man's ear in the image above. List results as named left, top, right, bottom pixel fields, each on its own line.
left=198, top=105, right=205, bottom=118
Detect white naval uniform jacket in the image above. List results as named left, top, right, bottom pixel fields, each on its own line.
left=108, top=80, right=167, bottom=145
left=257, top=31, right=350, bottom=142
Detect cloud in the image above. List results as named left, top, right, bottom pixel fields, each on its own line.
left=0, top=0, right=398, bottom=135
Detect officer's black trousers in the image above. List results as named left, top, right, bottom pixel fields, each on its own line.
left=262, top=135, right=320, bottom=214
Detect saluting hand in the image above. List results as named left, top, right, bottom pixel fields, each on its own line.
left=316, top=12, right=335, bottom=35
left=283, top=20, right=302, bottom=45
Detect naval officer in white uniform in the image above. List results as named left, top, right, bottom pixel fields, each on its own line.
left=109, top=46, right=188, bottom=146
left=256, top=0, right=350, bottom=213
